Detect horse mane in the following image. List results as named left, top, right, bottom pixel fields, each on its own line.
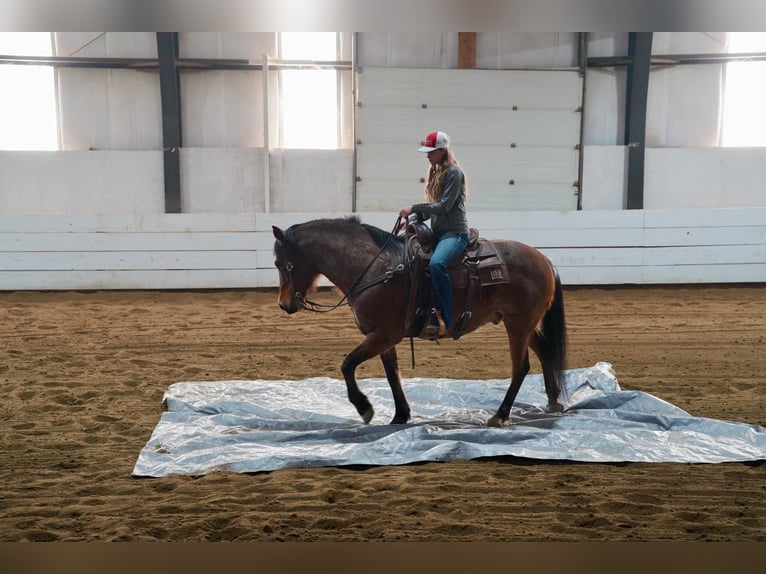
left=285, top=216, right=403, bottom=256
left=361, top=222, right=403, bottom=253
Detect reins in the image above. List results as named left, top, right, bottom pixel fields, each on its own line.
left=289, top=216, right=406, bottom=313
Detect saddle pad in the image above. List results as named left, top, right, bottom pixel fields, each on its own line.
left=478, top=264, right=510, bottom=285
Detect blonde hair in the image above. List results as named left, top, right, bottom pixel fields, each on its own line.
left=424, top=148, right=465, bottom=202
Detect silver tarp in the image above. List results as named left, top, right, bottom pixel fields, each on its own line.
left=132, top=362, right=766, bottom=477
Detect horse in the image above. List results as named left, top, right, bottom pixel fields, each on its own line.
left=272, top=216, right=567, bottom=427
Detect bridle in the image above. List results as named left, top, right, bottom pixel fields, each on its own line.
left=279, top=216, right=406, bottom=313
left=279, top=259, right=348, bottom=313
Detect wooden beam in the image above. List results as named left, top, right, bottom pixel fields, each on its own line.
left=458, top=32, right=476, bottom=69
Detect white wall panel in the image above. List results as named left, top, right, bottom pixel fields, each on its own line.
left=475, top=33, right=578, bottom=68
left=358, top=68, right=582, bottom=109
left=645, top=148, right=766, bottom=209
left=181, top=71, right=264, bottom=148
left=0, top=149, right=354, bottom=216
left=181, top=147, right=266, bottom=213
left=582, top=68, right=625, bottom=146
left=463, top=147, right=579, bottom=182
left=358, top=33, right=459, bottom=69
left=179, top=33, right=276, bottom=60
left=268, top=150, right=354, bottom=213
left=0, top=151, right=164, bottom=215
left=359, top=107, right=581, bottom=146
left=0, top=232, right=267, bottom=252
left=647, top=226, right=766, bottom=247
left=1, top=269, right=276, bottom=290
left=2, top=209, right=764, bottom=290
left=465, top=185, right=579, bottom=211
left=0, top=251, right=258, bottom=271
left=54, top=33, right=157, bottom=59
left=357, top=181, right=578, bottom=212
left=356, top=68, right=582, bottom=212
left=580, top=145, right=626, bottom=209
left=0, top=214, right=257, bottom=232
left=57, top=68, right=163, bottom=151
left=644, top=207, right=766, bottom=228
left=358, top=33, right=579, bottom=69
left=647, top=64, right=724, bottom=147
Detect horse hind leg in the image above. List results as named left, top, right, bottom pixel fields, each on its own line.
left=380, top=347, right=411, bottom=424
left=529, top=330, right=564, bottom=413
left=487, top=334, right=531, bottom=427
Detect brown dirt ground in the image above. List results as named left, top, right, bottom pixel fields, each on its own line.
left=0, top=286, right=764, bottom=542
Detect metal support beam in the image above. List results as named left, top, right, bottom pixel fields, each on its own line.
left=0, top=54, right=353, bottom=70
left=156, top=32, right=182, bottom=213
left=576, top=32, right=587, bottom=211
left=624, top=32, right=652, bottom=210
left=589, top=51, right=766, bottom=68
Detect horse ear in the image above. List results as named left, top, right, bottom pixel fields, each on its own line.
left=272, top=226, right=285, bottom=242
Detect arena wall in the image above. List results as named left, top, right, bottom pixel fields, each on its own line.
left=1, top=206, right=764, bottom=290
left=1, top=32, right=764, bottom=289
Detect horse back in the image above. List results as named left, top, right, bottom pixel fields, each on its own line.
left=489, top=238, right=557, bottom=303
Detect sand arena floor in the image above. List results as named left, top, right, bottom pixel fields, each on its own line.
left=0, top=286, right=764, bottom=541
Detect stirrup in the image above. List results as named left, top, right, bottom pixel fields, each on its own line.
left=422, top=309, right=446, bottom=340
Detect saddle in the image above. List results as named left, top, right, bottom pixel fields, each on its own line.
left=403, top=221, right=509, bottom=340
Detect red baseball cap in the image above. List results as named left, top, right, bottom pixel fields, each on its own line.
left=418, top=131, right=450, bottom=152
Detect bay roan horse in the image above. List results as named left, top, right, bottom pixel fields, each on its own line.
left=272, top=216, right=567, bottom=427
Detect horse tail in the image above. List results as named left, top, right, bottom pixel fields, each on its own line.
left=540, top=265, right=567, bottom=396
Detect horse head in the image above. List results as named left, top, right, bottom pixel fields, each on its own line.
left=272, top=225, right=319, bottom=314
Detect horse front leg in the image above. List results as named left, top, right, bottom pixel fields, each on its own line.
left=341, top=333, right=400, bottom=424
left=380, top=346, right=410, bottom=424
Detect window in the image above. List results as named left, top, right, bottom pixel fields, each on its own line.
left=721, top=32, right=766, bottom=147
left=0, top=32, right=58, bottom=150
left=278, top=32, right=340, bottom=149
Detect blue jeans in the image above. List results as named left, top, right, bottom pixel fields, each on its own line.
left=429, top=233, right=468, bottom=330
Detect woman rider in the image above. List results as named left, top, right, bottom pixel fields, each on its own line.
left=399, top=131, right=469, bottom=337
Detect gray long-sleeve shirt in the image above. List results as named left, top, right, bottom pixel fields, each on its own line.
left=412, top=163, right=469, bottom=240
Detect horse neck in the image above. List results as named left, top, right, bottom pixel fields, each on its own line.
left=298, top=226, right=396, bottom=293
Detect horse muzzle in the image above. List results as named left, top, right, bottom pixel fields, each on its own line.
left=278, top=295, right=303, bottom=314
left=279, top=301, right=301, bottom=314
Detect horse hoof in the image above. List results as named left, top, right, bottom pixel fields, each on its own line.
left=486, top=414, right=506, bottom=428
left=361, top=407, right=374, bottom=424
left=547, top=402, right=564, bottom=413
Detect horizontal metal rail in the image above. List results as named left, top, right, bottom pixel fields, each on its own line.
left=0, top=54, right=353, bottom=70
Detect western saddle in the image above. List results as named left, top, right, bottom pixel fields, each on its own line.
left=403, top=221, right=509, bottom=340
